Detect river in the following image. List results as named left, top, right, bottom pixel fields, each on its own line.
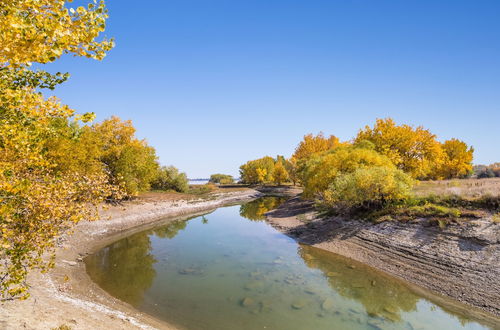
left=85, top=196, right=491, bottom=330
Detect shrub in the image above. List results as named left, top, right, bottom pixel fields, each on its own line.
left=188, top=183, right=217, bottom=195
left=322, top=166, right=413, bottom=213
left=151, top=166, right=189, bottom=193
left=209, top=173, right=234, bottom=184
left=300, top=144, right=395, bottom=198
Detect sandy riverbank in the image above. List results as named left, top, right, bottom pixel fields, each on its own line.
left=0, top=188, right=262, bottom=330
left=266, top=195, right=500, bottom=327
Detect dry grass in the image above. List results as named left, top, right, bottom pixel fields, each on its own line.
left=138, top=185, right=251, bottom=202
left=413, top=178, right=500, bottom=198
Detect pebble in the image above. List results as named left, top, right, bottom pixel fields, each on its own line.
left=291, top=300, right=307, bottom=309
left=244, top=281, right=264, bottom=290
left=241, top=297, right=255, bottom=307
left=321, top=298, right=334, bottom=311
left=327, top=272, right=339, bottom=277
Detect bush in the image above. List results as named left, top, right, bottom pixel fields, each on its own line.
left=300, top=144, right=395, bottom=198
left=151, top=166, right=189, bottom=193
left=209, top=173, right=234, bottom=184
left=322, top=166, right=413, bottom=213
left=188, top=183, right=217, bottom=195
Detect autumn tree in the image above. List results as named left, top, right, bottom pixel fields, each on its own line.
left=239, top=156, right=276, bottom=184
left=323, top=166, right=413, bottom=213
left=292, top=133, right=340, bottom=162
left=273, top=162, right=289, bottom=185
left=152, top=166, right=189, bottom=193
left=209, top=174, right=234, bottom=184
left=90, top=117, right=159, bottom=196
left=300, top=143, right=396, bottom=198
left=0, top=0, right=114, bottom=299
left=355, top=118, right=443, bottom=179
left=438, top=139, right=474, bottom=179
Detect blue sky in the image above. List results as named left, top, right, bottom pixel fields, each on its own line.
left=44, top=0, right=500, bottom=178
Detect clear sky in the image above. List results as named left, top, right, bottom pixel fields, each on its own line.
left=44, top=0, right=500, bottom=178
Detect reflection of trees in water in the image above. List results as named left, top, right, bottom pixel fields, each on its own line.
left=153, top=220, right=188, bottom=239
left=298, top=244, right=418, bottom=322
left=85, top=233, right=156, bottom=306
left=239, top=196, right=288, bottom=221
left=298, top=245, right=480, bottom=326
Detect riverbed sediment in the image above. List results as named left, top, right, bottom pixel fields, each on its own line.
left=0, top=188, right=261, bottom=330
left=266, top=195, right=500, bottom=327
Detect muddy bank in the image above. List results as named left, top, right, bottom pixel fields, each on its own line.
left=0, top=188, right=261, bottom=330
left=266, top=196, right=500, bottom=325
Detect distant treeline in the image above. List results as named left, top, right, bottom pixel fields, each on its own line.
left=474, top=163, right=500, bottom=178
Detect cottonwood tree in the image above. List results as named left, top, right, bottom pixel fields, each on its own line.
left=0, top=0, right=115, bottom=299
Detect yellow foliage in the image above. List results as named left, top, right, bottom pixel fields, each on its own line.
left=355, top=118, right=444, bottom=179
left=438, top=139, right=474, bottom=179
left=0, top=89, right=120, bottom=299
left=300, top=144, right=395, bottom=198
left=273, top=162, right=289, bottom=185
left=292, top=132, right=340, bottom=161
left=323, top=166, right=413, bottom=212
left=90, top=117, right=159, bottom=195
left=239, top=156, right=276, bottom=184
left=0, top=0, right=114, bottom=66
left=0, top=0, right=114, bottom=299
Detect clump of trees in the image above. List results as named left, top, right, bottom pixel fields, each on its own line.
left=239, top=156, right=292, bottom=185
left=355, top=119, right=473, bottom=180
left=240, top=118, right=475, bottom=215
left=209, top=174, right=234, bottom=184
left=474, top=163, right=500, bottom=178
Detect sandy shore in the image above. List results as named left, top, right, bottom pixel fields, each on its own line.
left=0, top=188, right=261, bottom=330
left=266, top=195, right=500, bottom=328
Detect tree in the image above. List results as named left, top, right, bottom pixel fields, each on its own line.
left=239, top=156, right=276, bottom=184
left=292, top=133, right=340, bottom=161
left=0, top=0, right=114, bottom=299
left=284, top=158, right=299, bottom=186
left=0, top=0, right=114, bottom=66
left=300, top=144, right=395, bottom=198
left=323, top=166, right=413, bottom=213
left=273, top=162, right=289, bottom=185
left=355, top=118, right=443, bottom=179
left=90, top=117, right=160, bottom=196
left=438, top=139, right=474, bottom=179
left=152, top=166, right=189, bottom=193
left=209, top=174, right=234, bottom=184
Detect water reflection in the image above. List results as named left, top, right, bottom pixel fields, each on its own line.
left=85, top=233, right=156, bottom=305
left=298, top=244, right=482, bottom=327
left=239, top=196, right=288, bottom=221
left=153, top=219, right=188, bottom=239
left=298, top=244, right=418, bottom=322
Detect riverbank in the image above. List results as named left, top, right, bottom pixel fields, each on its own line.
left=0, top=188, right=261, bottom=330
left=266, top=195, right=500, bottom=326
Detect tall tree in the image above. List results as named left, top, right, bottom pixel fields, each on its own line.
left=0, top=0, right=114, bottom=299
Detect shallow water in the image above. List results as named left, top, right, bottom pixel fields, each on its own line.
left=86, top=197, right=492, bottom=330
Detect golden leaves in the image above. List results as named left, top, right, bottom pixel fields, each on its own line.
left=1, top=0, right=115, bottom=299
left=0, top=0, right=114, bottom=67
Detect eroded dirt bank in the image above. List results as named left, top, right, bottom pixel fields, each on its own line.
left=0, top=188, right=261, bottom=330
left=266, top=196, right=500, bottom=326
